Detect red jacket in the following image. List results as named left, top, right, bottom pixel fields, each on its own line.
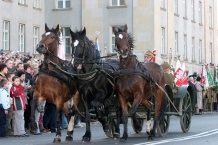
left=10, top=84, right=26, bottom=111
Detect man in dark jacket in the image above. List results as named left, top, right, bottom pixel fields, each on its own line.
left=188, top=75, right=197, bottom=115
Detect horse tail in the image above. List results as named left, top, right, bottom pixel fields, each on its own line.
left=73, top=103, right=85, bottom=118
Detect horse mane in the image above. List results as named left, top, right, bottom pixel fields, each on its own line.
left=118, top=29, right=134, bottom=49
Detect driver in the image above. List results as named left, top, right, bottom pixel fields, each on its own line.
left=161, top=62, right=175, bottom=88
left=144, top=50, right=155, bottom=62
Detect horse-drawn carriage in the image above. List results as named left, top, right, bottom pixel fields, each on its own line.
left=33, top=24, right=193, bottom=143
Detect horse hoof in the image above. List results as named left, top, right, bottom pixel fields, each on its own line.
left=53, top=138, right=61, bottom=143
left=119, top=137, right=127, bottom=143
left=104, top=131, right=113, bottom=138
left=82, top=137, right=90, bottom=143
left=113, top=133, right=120, bottom=140
left=148, top=135, right=154, bottom=140
left=65, top=136, right=73, bottom=141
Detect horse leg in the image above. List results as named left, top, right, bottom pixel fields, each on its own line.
left=119, top=98, right=129, bottom=142
left=81, top=96, right=91, bottom=142
left=65, top=115, right=74, bottom=141
left=113, top=106, right=121, bottom=139
left=53, top=109, right=62, bottom=143
left=30, top=96, right=37, bottom=133
left=95, top=106, right=110, bottom=136
left=142, top=100, right=152, bottom=136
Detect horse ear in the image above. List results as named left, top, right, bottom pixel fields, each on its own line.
left=112, top=27, right=118, bottom=35
left=45, top=23, right=49, bottom=32
left=82, top=27, right=86, bottom=38
left=123, top=24, right=128, bottom=33
left=70, top=29, right=75, bottom=39
left=55, top=24, right=60, bottom=33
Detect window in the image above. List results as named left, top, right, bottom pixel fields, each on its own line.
left=3, top=21, right=10, bottom=50
left=111, top=25, right=125, bottom=52
left=33, top=27, right=39, bottom=54
left=57, top=0, right=70, bottom=9
left=184, top=34, right=187, bottom=59
left=192, top=37, right=195, bottom=61
left=110, top=0, right=125, bottom=6
left=209, top=43, right=213, bottom=63
left=19, top=0, right=26, bottom=4
left=174, top=0, right=178, bottom=14
left=209, top=7, right=213, bottom=28
left=160, top=0, right=165, bottom=9
left=183, top=0, right=187, bottom=17
left=161, top=27, right=165, bottom=54
left=174, top=32, right=178, bottom=55
left=199, top=40, right=202, bottom=63
left=191, top=0, right=195, bottom=20
left=61, top=27, right=71, bottom=54
left=34, top=0, right=40, bottom=8
left=19, top=24, right=25, bottom=52
left=199, top=1, right=202, bottom=24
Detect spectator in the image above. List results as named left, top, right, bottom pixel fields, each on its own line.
left=43, top=102, right=56, bottom=133
left=188, top=75, right=197, bottom=115
left=0, top=63, right=8, bottom=80
left=195, top=76, right=203, bottom=115
left=24, top=63, right=34, bottom=86
left=5, top=59, right=15, bottom=73
left=5, top=73, right=15, bottom=136
left=10, top=76, right=29, bottom=137
left=14, top=63, right=24, bottom=76
left=23, top=58, right=31, bottom=64
left=0, top=79, right=10, bottom=137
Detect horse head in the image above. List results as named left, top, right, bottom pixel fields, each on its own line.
left=36, top=24, right=60, bottom=55
left=112, top=24, right=134, bottom=59
left=70, top=27, right=96, bottom=73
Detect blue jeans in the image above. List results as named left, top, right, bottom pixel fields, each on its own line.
left=61, top=112, right=68, bottom=129
left=43, top=102, right=56, bottom=132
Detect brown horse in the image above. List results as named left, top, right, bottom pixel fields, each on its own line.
left=112, top=25, right=167, bottom=141
left=30, top=24, right=79, bottom=143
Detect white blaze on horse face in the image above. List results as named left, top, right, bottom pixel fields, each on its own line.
left=119, top=34, right=123, bottom=39
left=45, top=32, right=51, bottom=36
left=74, top=40, right=79, bottom=47
left=146, top=120, right=151, bottom=133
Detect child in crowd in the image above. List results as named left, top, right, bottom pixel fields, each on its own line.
left=10, top=76, right=29, bottom=137
left=6, top=72, right=15, bottom=136
left=0, top=79, right=10, bottom=137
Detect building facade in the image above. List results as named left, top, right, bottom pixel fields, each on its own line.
left=1, top=0, right=217, bottom=75
left=0, top=0, right=45, bottom=54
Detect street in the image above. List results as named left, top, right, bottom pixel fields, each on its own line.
left=1, top=112, right=218, bottom=145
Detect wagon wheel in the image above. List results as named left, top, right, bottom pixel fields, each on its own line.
left=131, top=118, right=144, bottom=133
left=157, top=98, right=170, bottom=137
left=179, top=91, right=192, bottom=133
left=105, top=116, right=116, bottom=138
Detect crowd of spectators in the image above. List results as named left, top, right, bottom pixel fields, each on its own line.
left=0, top=50, right=81, bottom=138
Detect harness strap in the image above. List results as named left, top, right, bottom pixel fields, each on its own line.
left=39, top=68, right=74, bottom=96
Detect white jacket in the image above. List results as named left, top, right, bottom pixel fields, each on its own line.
left=0, top=88, right=10, bottom=110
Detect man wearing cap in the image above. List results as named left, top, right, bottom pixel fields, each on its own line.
left=161, top=62, right=175, bottom=88
left=144, top=50, right=155, bottom=62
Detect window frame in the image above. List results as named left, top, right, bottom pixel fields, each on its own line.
left=184, top=34, right=187, bottom=60
left=160, top=0, right=165, bottom=9
left=3, top=20, right=10, bottom=50
left=109, top=0, right=125, bottom=7
left=19, top=0, right=26, bottom=4
left=183, top=0, right=187, bottom=18
left=56, top=0, right=71, bottom=9
left=161, top=27, right=165, bottom=54
left=209, top=6, right=213, bottom=28
left=199, top=39, right=202, bottom=63
left=33, top=0, right=40, bottom=9
left=33, top=26, right=39, bottom=54
left=174, top=0, right=178, bottom=14
left=19, top=23, right=25, bottom=52
left=191, top=0, right=195, bottom=21
left=209, top=43, right=213, bottom=63
left=199, top=1, right=202, bottom=24
left=61, top=27, right=71, bottom=54
left=174, top=31, right=178, bottom=56
left=191, top=37, right=195, bottom=61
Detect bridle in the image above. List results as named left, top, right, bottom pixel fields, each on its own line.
left=115, top=32, right=132, bottom=56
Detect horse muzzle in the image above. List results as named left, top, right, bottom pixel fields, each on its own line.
left=119, top=49, right=129, bottom=58
left=36, top=44, right=48, bottom=54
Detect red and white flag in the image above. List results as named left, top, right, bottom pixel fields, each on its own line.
left=174, top=60, right=188, bottom=87
left=57, top=31, right=65, bottom=60
left=201, top=64, right=208, bottom=87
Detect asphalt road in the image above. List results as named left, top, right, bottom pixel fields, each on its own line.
left=1, top=112, right=218, bottom=145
